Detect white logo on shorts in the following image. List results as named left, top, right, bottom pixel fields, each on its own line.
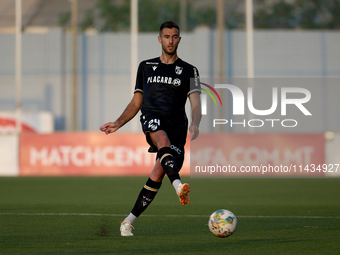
left=148, top=119, right=160, bottom=131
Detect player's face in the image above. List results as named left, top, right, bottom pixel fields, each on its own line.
left=158, top=28, right=181, bottom=55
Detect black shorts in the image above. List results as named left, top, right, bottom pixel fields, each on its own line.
left=140, top=113, right=188, bottom=170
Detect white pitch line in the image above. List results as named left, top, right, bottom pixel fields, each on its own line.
left=0, top=213, right=339, bottom=219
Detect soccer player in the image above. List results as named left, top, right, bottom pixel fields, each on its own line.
left=100, top=21, right=201, bottom=236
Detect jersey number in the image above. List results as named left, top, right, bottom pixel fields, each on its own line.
left=148, top=119, right=160, bottom=131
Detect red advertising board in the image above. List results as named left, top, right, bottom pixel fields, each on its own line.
left=0, top=112, right=53, bottom=134
left=0, top=117, right=36, bottom=133
left=20, top=133, right=325, bottom=177
left=19, top=132, right=190, bottom=176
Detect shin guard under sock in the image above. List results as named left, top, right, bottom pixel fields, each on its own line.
left=131, top=178, right=162, bottom=217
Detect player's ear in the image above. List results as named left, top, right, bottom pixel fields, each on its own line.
left=179, top=36, right=181, bottom=44
left=158, top=36, right=161, bottom=44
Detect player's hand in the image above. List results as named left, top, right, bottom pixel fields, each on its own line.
left=189, top=125, right=199, bottom=141
left=99, top=122, right=119, bottom=135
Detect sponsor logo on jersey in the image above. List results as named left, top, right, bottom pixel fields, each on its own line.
left=146, top=62, right=159, bottom=65
left=175, top=66, right=183, bottom=75
left=147, top=76, right=173, bottom=84
left=173, top=78, right=181, bottom=87
left=152, top=66, right=157, bottom=71
left=147, top=76, right=181, bottom=86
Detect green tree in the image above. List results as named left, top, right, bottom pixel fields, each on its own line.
left=253, top=0, right=340, bottom=29
left=138, top=0, right=180, bottom=32
left=95, top=0, right=130, bottom=32
left=57, top=0, right=340, bottom=31
left=58, top=12, right=71, bottom=29
left=79, top=9, right=95, bottom=32
left=295, top=0, right=340, bottom=29
left=254, top=0, right=296, bottom=28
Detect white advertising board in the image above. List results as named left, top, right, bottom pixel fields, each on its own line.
left=0, top=135, right=19, bottom=176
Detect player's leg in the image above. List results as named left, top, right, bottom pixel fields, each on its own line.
left=120, top=162, right=165, bottom=236
left=149, top=130, right=180, bottom=184
left=149, top=130, right=190, bottom=206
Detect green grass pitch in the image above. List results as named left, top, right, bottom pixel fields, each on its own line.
left=0, top=177, right=339, bottom=255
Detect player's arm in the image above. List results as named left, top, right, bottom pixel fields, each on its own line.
left=188, top=92, right=201, bottom=141
left=100, top=92, right=142, bottom=135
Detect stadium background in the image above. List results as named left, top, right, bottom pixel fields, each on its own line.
left=0, top=0, right=339, bottom=177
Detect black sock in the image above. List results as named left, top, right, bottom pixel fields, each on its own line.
left=157, top=147, right=180, bottom=184
left=131, top=178, right=162, bottom=217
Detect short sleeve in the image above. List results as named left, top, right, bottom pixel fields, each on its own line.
left=134, top=62, right=144, bottom=94
left=187, top=66, right=201, bottom=97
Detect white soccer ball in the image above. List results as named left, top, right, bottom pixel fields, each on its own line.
left=208, top=209, right=237, bottom=238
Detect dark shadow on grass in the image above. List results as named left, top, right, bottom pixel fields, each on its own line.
left=95, top=217, right=112, bottom=237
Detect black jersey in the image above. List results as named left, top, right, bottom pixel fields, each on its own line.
left=134, top=57, right=200, bottom=126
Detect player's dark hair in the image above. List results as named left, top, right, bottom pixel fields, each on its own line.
left=159, top=21, right=180, bottom=36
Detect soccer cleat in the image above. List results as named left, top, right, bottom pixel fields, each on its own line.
left=177, top=183, right=190, bottom=206
left=120, top=221, right=134, bottom=236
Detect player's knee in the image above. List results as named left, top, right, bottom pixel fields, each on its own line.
left=151, top=131, right=170, bottom=149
